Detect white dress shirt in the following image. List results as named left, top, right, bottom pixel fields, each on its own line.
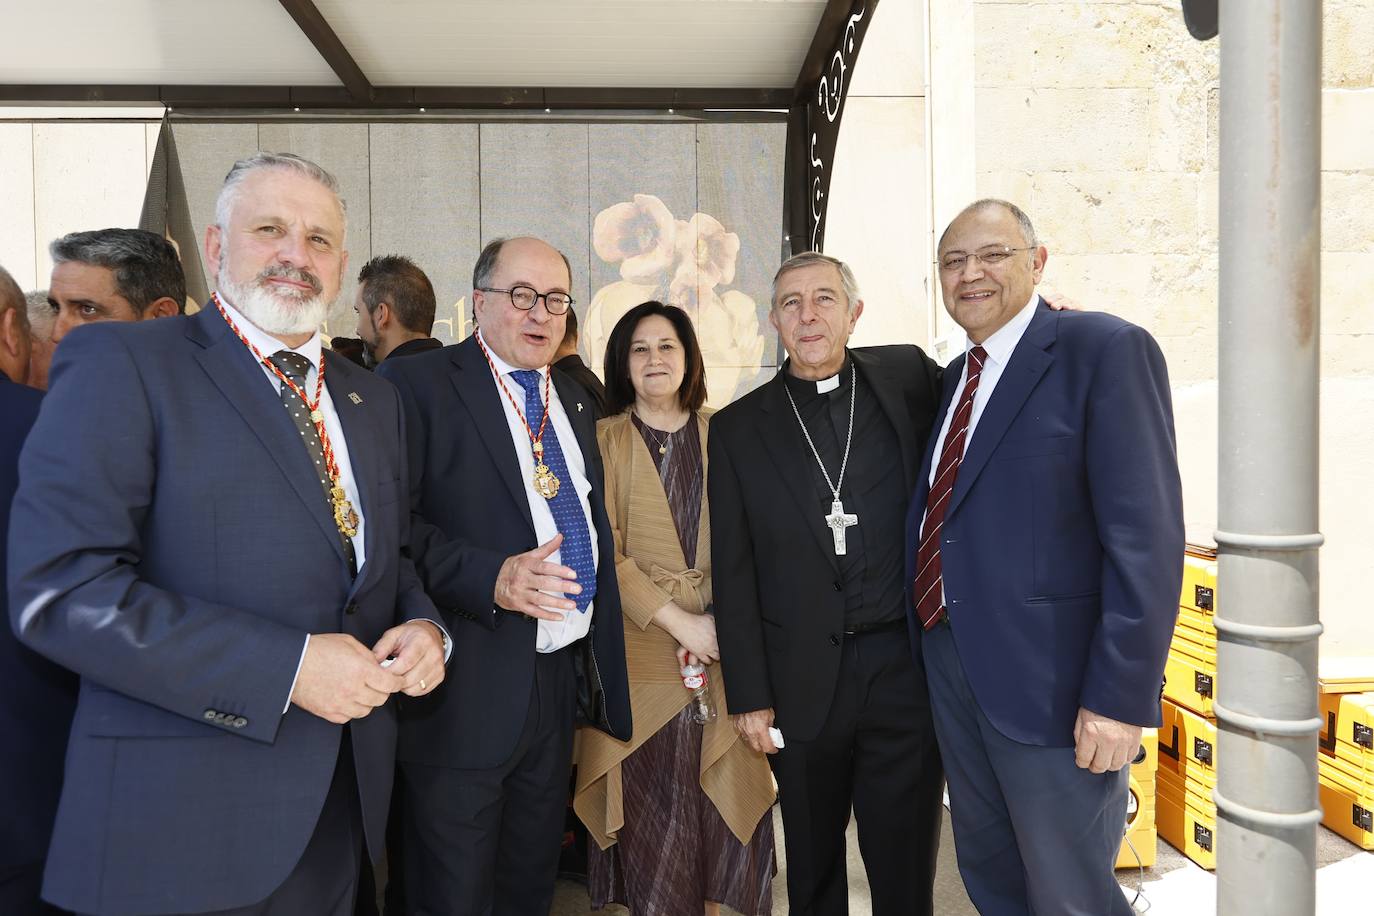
left=926, top=292, right=1042, bottom=494
left=478, top=330, right=598, bottom=653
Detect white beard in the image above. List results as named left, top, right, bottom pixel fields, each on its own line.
left=217, top=269, right=333, bottom=337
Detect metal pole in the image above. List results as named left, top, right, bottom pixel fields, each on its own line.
left=1214, top=2, right=1323, bottom=915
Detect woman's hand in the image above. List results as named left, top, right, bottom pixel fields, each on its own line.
left=653, top=601, right=719, bottom=664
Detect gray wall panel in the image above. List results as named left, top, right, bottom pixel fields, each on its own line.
left=368, top=123, right=480, bottom=344
left=477, top=124, right=591, bottom=308
left=167, top=122, right=260, bottom=305
left=257, top=123, right=371, bottom=332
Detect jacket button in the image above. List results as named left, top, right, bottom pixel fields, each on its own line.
left=233, top=717, right=248, bottom=728
left=345, top=603, right=359, bottom=615
left=829, top=634, right=840, bottom=647
left=832, top=580, right=842, bottom=592
left=203, top=709, right=217, bottom=720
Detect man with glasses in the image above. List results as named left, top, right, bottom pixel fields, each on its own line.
left=377, top=236, right=631, bottom=915
left=906, top=199, right=1182, bottom=914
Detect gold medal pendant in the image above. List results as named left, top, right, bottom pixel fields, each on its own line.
left=533, top=461, right=561, bottom=500
left=331, top=485, right=360, bottom=537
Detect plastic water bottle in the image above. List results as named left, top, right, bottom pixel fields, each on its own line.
left=681, top=663, right=717, bottom=724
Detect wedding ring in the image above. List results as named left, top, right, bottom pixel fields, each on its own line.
left=420, top=679, right=427, bottom=691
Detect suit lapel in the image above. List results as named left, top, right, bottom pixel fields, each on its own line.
left=755, top=371, right=842, bottom=573
left=851, top=349, right=919, bottom=493
left=448, top=337, right=536, bottom=538
left=946, top=303, right=1058, bottom=519
left=551, top=366, right=599, bottom=491
left=189, top=307, right=348, bottom=565
left=326, top=354, right=380, bottom=594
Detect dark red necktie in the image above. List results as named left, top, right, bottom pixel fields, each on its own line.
left=914, top=346, right=987, bottom=629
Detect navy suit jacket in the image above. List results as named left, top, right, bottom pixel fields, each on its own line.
left=0, top=375, right=78, bottom=877
left=7, top=306, right=438, bottom=916
left=904, top=300, right=1184, bottom=747
left=378, top=336, right=631, bottom=771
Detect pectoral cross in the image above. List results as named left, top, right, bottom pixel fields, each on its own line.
left=825, top=499, right=858, bottom=556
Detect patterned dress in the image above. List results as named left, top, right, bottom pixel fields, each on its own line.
left=588, top=414, right=775, bottom=916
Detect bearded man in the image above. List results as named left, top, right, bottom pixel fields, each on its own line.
left=7, top=152, right=447, bottom=916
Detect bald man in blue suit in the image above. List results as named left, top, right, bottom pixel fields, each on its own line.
left=907, top=200, right=1183, bottom=916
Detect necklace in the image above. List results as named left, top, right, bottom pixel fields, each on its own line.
left=782, top=365, right=859, bottom=556
left=475, top=334, right=560, bottom=499
left=213, top=293, right=358, bottom=538
left=637, top=417, right=671, bottom=455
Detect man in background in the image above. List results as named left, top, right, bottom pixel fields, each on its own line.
left=22, top=290, right=54, bottom=390
left=0, top=264, right=72, bottom=915
left=46, top=227, right=185, bottom=345
left=550, top=307, right=606, bottom=416
left=354, top=255, right=441, bottom=366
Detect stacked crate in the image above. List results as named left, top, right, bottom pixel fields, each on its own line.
left=1115, top=728, right=1159, bottom=869
left=1318, top=689, right=1374, bottom=850
left=1156, top=545, right=1220, bottom=869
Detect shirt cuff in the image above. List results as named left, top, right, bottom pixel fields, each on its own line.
left=434, top=621, right=454, bottom=664
left=284, top=634, right=310, bottom=714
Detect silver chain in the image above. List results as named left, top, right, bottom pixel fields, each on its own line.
left=782, top=364, right=856, bottom=503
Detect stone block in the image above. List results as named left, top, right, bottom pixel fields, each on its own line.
left=1149, top=254, right=1218, bottom=339
left=1155, top=332, right=1217, bottom=385
left=974, top=2, right=1035, bottom=88
left=975, top=88, right=1151, bottom=172
left=1197, top=172, right=1218, bottom=251
left=1322, top=251, right=1374, bottom=335
left=1323, top=171, right=1374, bottom=252
left=975, top=171, right=1034, bottom=211
left=1323, top=334, right=1374, bottom=378
left=1031, top=171, right=1201, bottom=255
left=1028, top=3, right=1169, bottom=89
left=1322, top=90, right=1374, bottom=171
left=1325, top=4, right=1374, bottom=89
left=1148, top=81, right=1213, bottom=173
left=849, top=0, right=926, bottom=96
left=1040, top=252, right=1154, bottom=330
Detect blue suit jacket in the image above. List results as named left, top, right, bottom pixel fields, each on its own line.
left=7, top=307, right=438, bottom=915
left=378, top=336, right=631, bottom=771
left=0, top=374, right=78, bottom=878
left=904, top=300, right=1184, bottom=747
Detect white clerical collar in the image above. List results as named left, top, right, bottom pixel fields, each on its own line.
left=816, top=372, right=842, bottom=394
left=217, top=292, right=323, bottom=371
left=974, top=292, right=1040, bottom=368
left=476, top=328, right=548, bottom=380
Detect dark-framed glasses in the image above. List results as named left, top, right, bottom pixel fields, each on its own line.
left=477, top=285, right=574, bottom=315
left=938, top=245, right=1034, bottom=273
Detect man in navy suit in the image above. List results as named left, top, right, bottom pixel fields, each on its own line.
left=907, top=199, right=1183, bottom=915
left=378, top=236, right=631, bottom=916
left=0, top=265, right=65, bottom=916
left=8, top=152, right=447, bottom=916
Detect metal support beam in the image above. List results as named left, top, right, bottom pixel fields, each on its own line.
left=277, top=0, right=374, bottom=102
left=1214, top=3, right=1323, bottom=914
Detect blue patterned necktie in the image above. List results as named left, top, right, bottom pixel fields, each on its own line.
left=510, top=369, right=596, bottom=613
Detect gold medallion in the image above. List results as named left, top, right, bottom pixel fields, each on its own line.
left=533, top=462, right=561, bottom=500
left=331, top=486, right=360, bottom=537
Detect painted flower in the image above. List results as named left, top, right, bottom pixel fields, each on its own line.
left=672, top=213, right=740, bottom=294
left=592, top=194, right=678, bottom=283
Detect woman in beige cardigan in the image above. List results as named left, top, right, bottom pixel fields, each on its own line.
left=576, top=301, right=776, bottom=916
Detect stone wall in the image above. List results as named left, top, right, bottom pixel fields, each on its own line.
left=965, top=0, right=1374, bottom=654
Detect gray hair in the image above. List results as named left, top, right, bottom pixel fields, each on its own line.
left=0, top=265, right=26, bottom=330
left=771, top=251, right=862, bottom=311
left=25, top=289, right=53, bottom=335
left=48, top=228, right=187, bottom=313
left=939, top=198, right=1039, bottom=251
left=214, top=152, right=346, bottom=230
left=471, top=237, right=573, bottom=293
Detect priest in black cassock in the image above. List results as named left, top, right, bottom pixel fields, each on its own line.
left=709, top=251, right=944, bottom=915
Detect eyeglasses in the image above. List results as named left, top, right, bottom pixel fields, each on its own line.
left=477, top=286, right=574, bottom=315
left=938, top=245, right=1034, bottom=273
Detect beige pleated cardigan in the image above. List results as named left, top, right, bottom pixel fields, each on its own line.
left=573, top=409, right=776, bottom=849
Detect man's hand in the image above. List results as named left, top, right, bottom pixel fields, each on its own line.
left=1042, top=289, right=1084, bottom=311
left=1073, top=707, right=1143, bottom=774
left=290, top=633, right=405, bottom=724
left=733, top=708, right=779, bottom=755
left=372, top=620, right=446, bottom=697
left=494, top=533, right=579, bottom=621
left=654, top=603, right=719, bottom=665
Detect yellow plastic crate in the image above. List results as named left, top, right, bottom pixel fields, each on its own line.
left=1318, top=762, right=1374, bottom=851
left=1163, top=644, right=1216, bottom=719
left=1160, top=699, right=1218, bottom=790
left=1180, top=549, right=1217, bottom=617
left=1319, top=690, right=1374, bottom=771
left=1157, top=766, right=1216, bottom=870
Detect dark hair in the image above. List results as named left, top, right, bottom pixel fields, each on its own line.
left=560, top=305, right=579, bottom=349
left=48, top=228, right=187, bottom=313
left=602, top=301, right=707, bottom=415
left=358, top=255, right=437, bottom=334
